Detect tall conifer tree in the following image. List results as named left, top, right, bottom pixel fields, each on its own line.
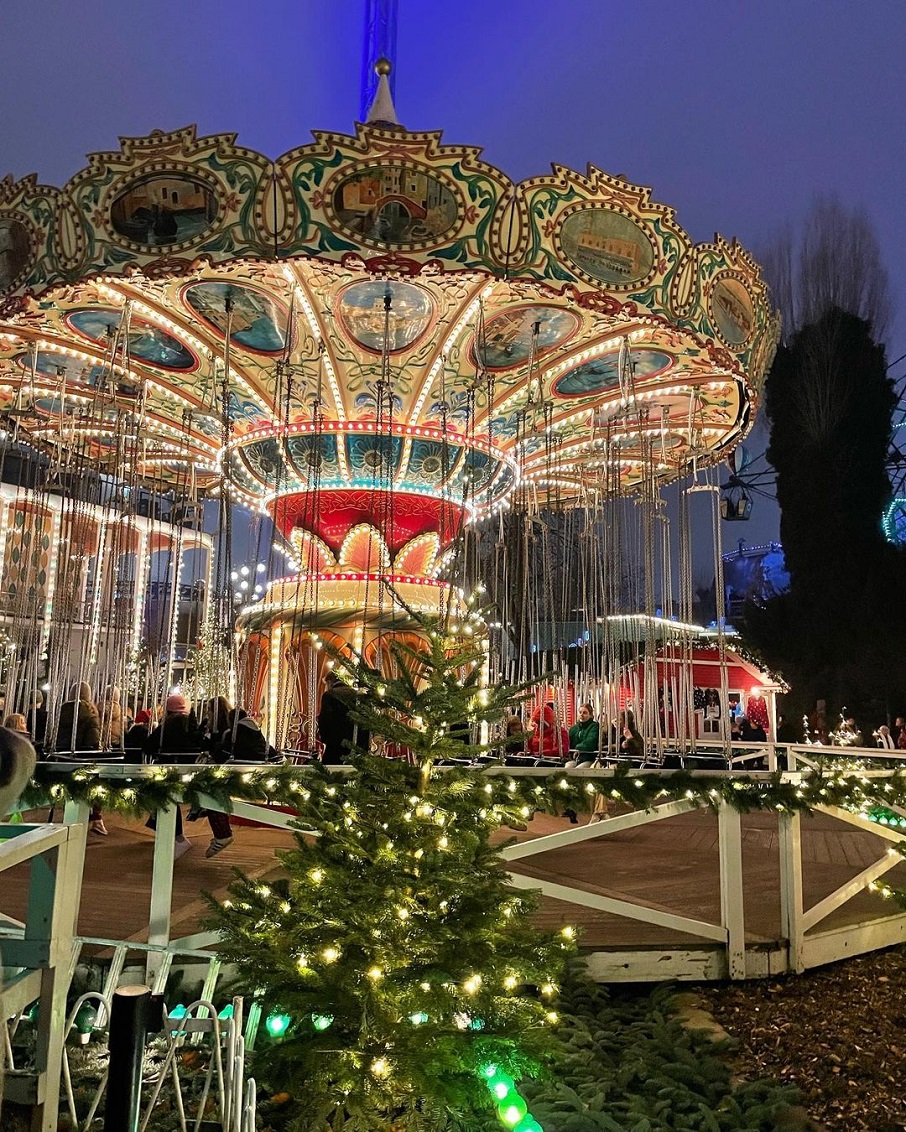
left=209, top=621, right=573, bottom=1131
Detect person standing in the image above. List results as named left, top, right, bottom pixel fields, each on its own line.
left=317, top=673, right=368, bottom=765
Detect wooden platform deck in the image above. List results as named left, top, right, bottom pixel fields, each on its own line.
left=3, top=805, right=905, bottom=974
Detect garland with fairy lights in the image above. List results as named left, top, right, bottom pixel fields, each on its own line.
left=21, top=759, right=906, bottom=923
left=20, top=759, right=906, bottom=824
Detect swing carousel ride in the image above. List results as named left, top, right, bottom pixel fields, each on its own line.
left=0, top=68, right=778, bottom=748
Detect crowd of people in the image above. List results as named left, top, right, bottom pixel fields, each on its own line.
left=502, top=701, right=642, bottom=766
left=1, top=683, right=273, bottom=859
left=7, top=673, right=905, bottom=851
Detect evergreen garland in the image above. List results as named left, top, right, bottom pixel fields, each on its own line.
left=21, top=759, right=906, bottom=827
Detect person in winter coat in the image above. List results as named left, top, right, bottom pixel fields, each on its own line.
left=528, top=704, right=569, bottom=761
left=504, top=711, right=525, bottom=756
left=143, top=692, right=202, bottom=858
left=123, top=709, right=152, bottom=752
left=55, top=682, right=106, bottom=835
left=317, top=673, right=369, bottom=765
left=220, top=709, right=268, bottom=762
left=99, top=687, right=123, bottom=749
left=204, top=709, right=271, bottom=858
left=568, top=704, right=600, bottom=764
left=56, top=682, right=101, bottom=753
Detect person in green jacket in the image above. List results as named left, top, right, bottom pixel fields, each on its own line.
left=568, top=703, right=600, bottom=764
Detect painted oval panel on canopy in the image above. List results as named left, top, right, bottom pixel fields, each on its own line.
left=475, top=305, right=580, bottom=370
left=330, top=165, right=459, bottom=247
left=336, top=280, right=433, bottom=354
left=109, top=173, right=218, bottom=248
left=67, top=309, right=197, bottom=371
left=559, top=208, right=655, bottom=286
left=17, top=351, right=108, bottom=388
left=710, top=276, right=755, bottom=346
left=183, top=281, right=290, bottom=355
left=0, top=216, right=33, bottom=294
left=553, top=349, right=672, bottom=398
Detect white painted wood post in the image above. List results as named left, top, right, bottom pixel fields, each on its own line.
left=778, top=810, right=804, bottom=973
left=28, top=825, right=86, bottom=1132
left=717, top=801, right=746, bottom=979
left=146, top=805, right=177, bottom=984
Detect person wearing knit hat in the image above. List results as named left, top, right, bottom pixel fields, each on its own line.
left=123, top=709, right=152, bottom=753
left=165, top=692, right=188, bottom=715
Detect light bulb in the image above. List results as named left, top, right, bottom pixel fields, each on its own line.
left=370, top=1057, right=391, bottom=1078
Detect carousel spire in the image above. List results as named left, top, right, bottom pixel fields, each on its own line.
left=365, top=58, right=402, bottom=128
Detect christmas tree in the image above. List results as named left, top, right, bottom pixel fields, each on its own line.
left=208, top=617, right=574, bottom=1131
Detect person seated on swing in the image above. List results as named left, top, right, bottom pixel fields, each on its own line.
left=620, top=718, right=644, bottom=760
left=528, top=703, right=569, bottom=763
left=202, top=708, right=271, bottom=860
left=566, top=703, right=600, bottom=766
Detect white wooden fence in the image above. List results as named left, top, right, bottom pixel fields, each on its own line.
left=4, top=745, right=906, bottom=1127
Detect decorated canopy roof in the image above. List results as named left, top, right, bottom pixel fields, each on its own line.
left=0, top=122, right=778, bottom=510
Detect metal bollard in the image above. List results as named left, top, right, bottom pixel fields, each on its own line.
left=103, top=985, right=161, bottom=1132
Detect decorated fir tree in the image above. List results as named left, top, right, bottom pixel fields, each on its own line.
left=208, top=619, right=574, bottom=1131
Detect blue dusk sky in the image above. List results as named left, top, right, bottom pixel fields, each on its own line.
left=2, top=0, right=904, bottom=550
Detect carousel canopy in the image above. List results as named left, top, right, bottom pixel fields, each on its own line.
left=0, top=119, right=778, bottom=533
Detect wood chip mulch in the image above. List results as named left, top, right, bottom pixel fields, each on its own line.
left=699, top=944, right=906, bottom=1131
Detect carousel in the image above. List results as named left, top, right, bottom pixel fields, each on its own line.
left=0, top=66, right=778, bottom=748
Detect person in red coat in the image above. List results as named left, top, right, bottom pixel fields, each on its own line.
left=528, top=704, right=569, bottom=761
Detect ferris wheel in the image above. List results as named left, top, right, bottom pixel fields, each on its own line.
left=720, top=444, right=776, bottom=522
left=881, top=355, right=906, bottom=543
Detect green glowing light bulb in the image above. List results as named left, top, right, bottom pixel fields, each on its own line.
left=311, top=1013, right=334, bottom=1032
left=490, top=1073, right=515, bottom=1100
left=217, top=1004, right=234, bottom=1020
left=265, top=1010, right=291, bottom=1038
left=408, top=1011, right=429, bottom=1025
left=498, top=1092, right=528, bottom=1126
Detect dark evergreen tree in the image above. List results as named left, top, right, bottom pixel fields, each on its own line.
left=745, top=306, right=905, bottom=717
